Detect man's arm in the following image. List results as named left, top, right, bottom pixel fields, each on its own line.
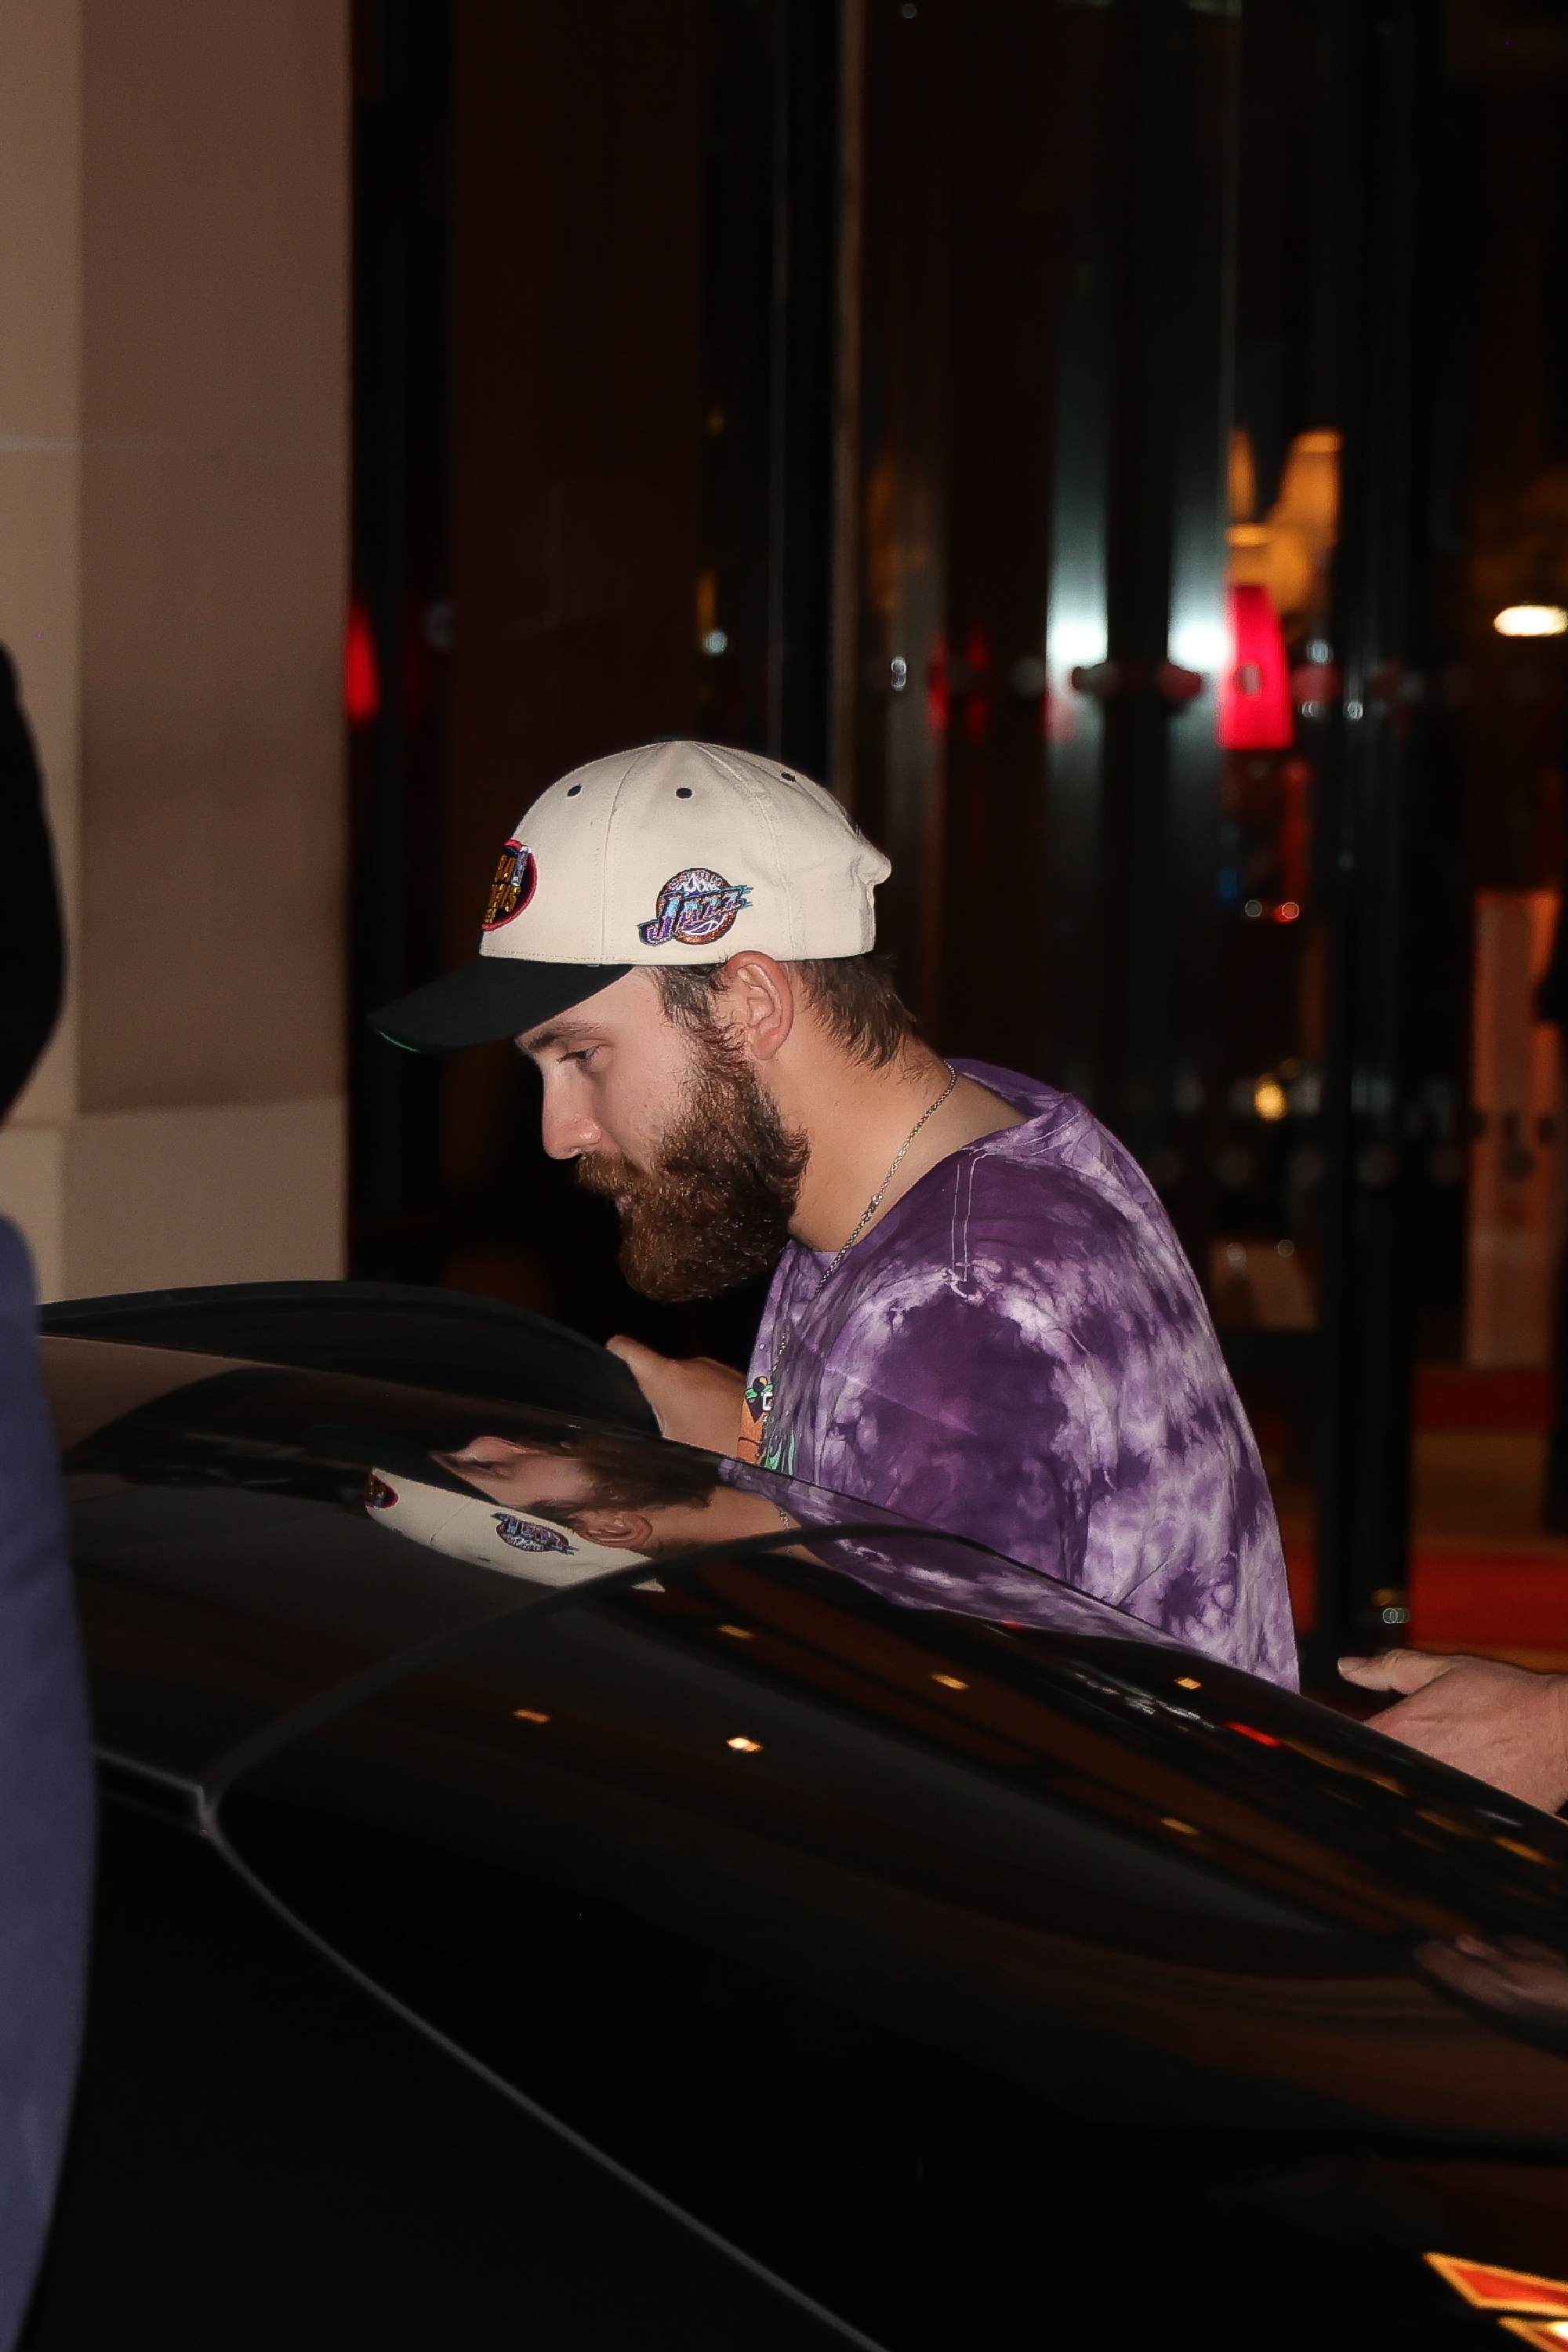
left=1339, top=1649, right=1568, bottom=1813
left=605, top=1338, right=746, bottom=1456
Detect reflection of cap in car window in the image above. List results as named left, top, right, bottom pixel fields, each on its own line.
left=365, top=1469, right=646, bottom=1584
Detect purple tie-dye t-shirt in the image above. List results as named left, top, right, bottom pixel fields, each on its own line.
left=743, top=1062, right=1298, bottom=1688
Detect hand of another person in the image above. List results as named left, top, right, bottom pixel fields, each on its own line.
left=606, top=1338, right=746, bottom=1457
left=1338, top=1649, right=1568, bottom=1814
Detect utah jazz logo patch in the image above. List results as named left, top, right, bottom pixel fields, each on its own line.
left=485, top=840, right=537, bottom=930
left=492, top=1515, right=573, bottom=1555
left=639, top=867, right=752, bottom=946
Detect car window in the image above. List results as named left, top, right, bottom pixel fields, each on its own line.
left=216, top=1531, right=1568, bottom=2346
left=59, top=1356, right=595, bottom=1778
left=53, top=1333, right=1190, bottom=1778
left=42, top=1281, right=657, bottom=1430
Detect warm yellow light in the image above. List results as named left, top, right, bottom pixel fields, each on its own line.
left=513, top=1708, right=550, bottom=1725
left=1162, top=1817, right=1200, bottom=1835
left=931, top=1673, right=968, bottom=1690
left=1174, top=1676, right=1202, bottom=1690
left=1227, top=518, right=1314, bottom=615
left=1425, top=2251, right=1568, bottom=2319
left=727, top=1736, right=763, bottom=1754
left=717, top=1623, right=755, bottom=1639
left=1228, top=426, right=1258, bottom=523
left=1254, top=1077, right=1289, bottom=1122
left=1495, top=1835, right=1551, bottom=1864
left=1273, top=428, right=1341, bottom=557
left=1494, top=604, right=1568, bottom=637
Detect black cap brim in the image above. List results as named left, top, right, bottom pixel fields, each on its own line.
left=372, top=958, right=634, bottom=1053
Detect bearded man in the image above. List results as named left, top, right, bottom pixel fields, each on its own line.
left=375, top=739, right=1296, bottom=1686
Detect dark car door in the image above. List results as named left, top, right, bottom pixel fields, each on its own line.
left=26, top=1330, right=855, bottom=2352
left=212, top=1531, right=1568, bottom=2351
left=32, top=1311, right=1568, bottom=2350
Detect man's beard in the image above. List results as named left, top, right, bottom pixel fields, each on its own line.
left=576, top=1028, right=808, bottom=1301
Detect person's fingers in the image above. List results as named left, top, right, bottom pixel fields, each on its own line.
left=604, top=1336, right=678, bottom=1429
left=1338, top=1649, right=1459, bottom=1695
left=603, top=1344, right=745, bottom=1451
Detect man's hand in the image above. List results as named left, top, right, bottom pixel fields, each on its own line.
left=606, top=1338, right=746, bottom=1457
left=1339, top=1649, right=1568, bottom=1814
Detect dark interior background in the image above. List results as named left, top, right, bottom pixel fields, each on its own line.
left=347, top=0, right=1568, bottom=1654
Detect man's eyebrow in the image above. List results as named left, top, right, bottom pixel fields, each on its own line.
left=517, top=1019, right=604, bottom=1056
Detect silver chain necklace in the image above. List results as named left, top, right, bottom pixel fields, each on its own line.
left=819, top=1064, right=959, bottom=1279
left=742, top=1065, right=959, bottom=1457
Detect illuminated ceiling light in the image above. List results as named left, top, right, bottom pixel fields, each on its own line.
left=931, top=1673, right=968, bottom=1690
left=727, top=1736, right=763, bottom=1754
left=1162, top=1817, right=1199, bottom=1835
left=512, top=1708, right=550, bottom=1725
left=1494, top=604, right=1568, bottom=638
left=1254, top=1077, right=1289, bottom=1122
left=717, top=1623, right=754, bottom=1639
left=1174, top=1676, right=1202, bottom=1691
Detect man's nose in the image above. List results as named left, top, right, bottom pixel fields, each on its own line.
left=540, top=1087, right=602, bottom=1161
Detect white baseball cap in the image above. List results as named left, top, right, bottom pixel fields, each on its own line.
left=372, top=739, right=891, bottom=1052
left=365, top=1467, right=648, bottom=1582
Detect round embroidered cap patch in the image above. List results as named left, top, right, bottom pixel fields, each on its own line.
left=492, top=1514, right=574, bottom=1554
left=485, top=840, right=537, bottom=929
left=637, top=866, right=752, bottom=947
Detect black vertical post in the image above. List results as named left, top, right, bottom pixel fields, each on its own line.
left=1077, top=0, right=1236, bottom=1159
left=1312, top=0, right=1437, bottom=1666
left=770, top=0, right=842, bottom=779
left=1041, top=0, right=1114, bottom=1107
left=349, top=0, right=452, bottom=1279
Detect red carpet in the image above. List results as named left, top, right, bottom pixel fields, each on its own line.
left=1283, top=1537, right=1568, bottom=1661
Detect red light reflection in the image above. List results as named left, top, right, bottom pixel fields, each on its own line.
left=1218, top=585, right=1293, bottom=751
left=345, top=597, right=380, bottom=728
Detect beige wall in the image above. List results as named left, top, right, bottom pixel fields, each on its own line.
left=0, top=0, right=349, bottom=1298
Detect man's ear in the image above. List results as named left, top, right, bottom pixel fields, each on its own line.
left=444, top=1435, right=532, bottom=1466
left=717, top=953, right=795, bottom=1064
left=569, top=1507, right=656, bottom=1551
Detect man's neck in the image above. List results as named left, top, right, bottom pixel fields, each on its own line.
left=777, top=1040, right=1025, bottom=1254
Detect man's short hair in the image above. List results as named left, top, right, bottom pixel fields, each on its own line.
left=515, top=1428, right=720, bottom=1537
left=657, top=953, right=916, bottom=1069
